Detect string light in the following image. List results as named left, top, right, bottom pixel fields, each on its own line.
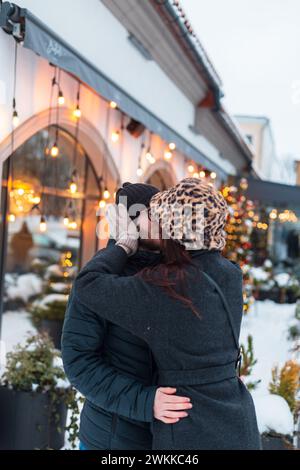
left=63, top=214, right=69, bottom=226
left=73, top=82, right=81, bottom=118
left=188, top=164, right=195, bottom=173
left=146, top=131, right=155, bottom=164
left=111, top=130, right=120, bottom=143
left=164, top=148, right=173, bottom=160
left=39, top=215, right=47, bottom=232
left=146, top=152, right=156, bottom=164
left=137, top=167, right=143, bottom=177
left=199, top=170, right=206, bottom=178
left=58, top=90, right=65, bottom=106
left=50, top=142, right=59, bottom=158
left=12, top=44, right=19, bottom=128
left=99, top=199, right=106, bottom=209
left=103, top=187, right=110, bottom=199
left=240, top=178, right=248, bottom=190
left=193, top=172, right=199, bottom=178
left=269, top=209, right=277, bottom=220
left=73, top=105, right=81, bottom=119
left=210, top=171, right=217, bottom=180
left=69, top=181, right=78, bottom=194
left=110, top=101, right=117, bottom=109
left=12, top=109, right=19, bottom=127
left=68, top=220, right=78, bottom=230
left=169, top=142, right=176, bottom=151
left=8, top=213, right=16, bottom=222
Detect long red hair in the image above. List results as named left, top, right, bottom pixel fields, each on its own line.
left=139, top=239, right=200, bottom=317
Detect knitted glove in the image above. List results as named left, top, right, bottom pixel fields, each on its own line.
left=105, top=203, right=139, bottom=256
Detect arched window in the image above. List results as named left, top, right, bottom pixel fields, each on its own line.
left=0, top=126, right=101, bottom=314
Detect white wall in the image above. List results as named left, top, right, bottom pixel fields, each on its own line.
left=12, top=0, right=227, bottom=171
left=0, top=31, right=191, bottom=186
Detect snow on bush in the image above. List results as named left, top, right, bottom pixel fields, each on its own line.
left=252, top=393, right=294, bottom=435
left=250, top=267, right=269, bottom=282
left=5, top=273, right=43, bottom=302
left=274, top=273, right=290, bottom=288
left=33, top=293, right=69, bottom=308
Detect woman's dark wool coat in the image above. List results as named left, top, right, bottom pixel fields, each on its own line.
left=69, top=243, right=261, bottom=450
left=62, top=247, right=161, bottom=450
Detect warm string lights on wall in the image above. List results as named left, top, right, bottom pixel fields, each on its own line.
left=145, top=131, right=156, bottom=164
left=98, top=101, right=113, bottom=209
left=73, top=80, right=82, bottom=119
left=164, top=141, right=176, bottom=160
left=7, top=50, right=227, bottom=231
left=186, top=160, right=217, bottom=182
left=137, top=133, right=146, bottom=177
left=49, top=68, right=62, bottom=158
left=68, top=81, right=81, bottom=196
left=12, top=42, right=19, bottom=128
left=7, top=41, right=18, bottom=223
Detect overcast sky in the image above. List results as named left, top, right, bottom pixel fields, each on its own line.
left=181, top=0, right=300, bottom=161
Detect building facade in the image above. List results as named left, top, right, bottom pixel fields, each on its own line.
left=235, top=114, right=292, bottom=183
left=0, top=0, right=254, bottom=327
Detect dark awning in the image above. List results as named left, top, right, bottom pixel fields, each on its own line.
left=0, top=2, right=228, bottom=179
left=245, top=178, right=300, bottom=211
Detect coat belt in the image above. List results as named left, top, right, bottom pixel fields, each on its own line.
left=158, top=361, right=238, bottom=386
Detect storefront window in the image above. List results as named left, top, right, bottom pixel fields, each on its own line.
left=0, top=126, right=100, bottom=314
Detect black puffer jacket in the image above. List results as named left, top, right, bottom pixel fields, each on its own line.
left=70, top=243, right=261, bottom=450
left=62, top=246, right=161, bottom=450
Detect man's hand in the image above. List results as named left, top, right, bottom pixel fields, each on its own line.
left=154, top=387, right=192, bottom=424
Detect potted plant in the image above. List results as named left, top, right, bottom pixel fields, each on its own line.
left=264, top=360, right=300, bottom=449
left=29, top=294, right=69, bottom=349
left=0, top=333, right=79, bottom=450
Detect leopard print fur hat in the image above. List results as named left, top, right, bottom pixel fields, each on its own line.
left=149, top=177, right=228, bottom=251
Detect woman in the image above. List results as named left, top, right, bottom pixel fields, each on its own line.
left=70, top=178, right=261, bottom=450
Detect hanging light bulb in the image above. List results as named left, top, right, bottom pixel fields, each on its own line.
left=199, top=170, right=206, bottom=178
left=58, top=90, right=65, bottom=106
left=110, top=101, right=117, bottom=109
left=137, top=167, right=143, bottom=177
left=103, top=187, right=110, bottom=200
left=164, top=149, right=173, bottom=160
left=188, top=164, right=195, bottom=173
left=169, top=142, right=176, bottom=151
left=17, top=188, right=25, bottom=196
left=68, top=220, right=78, bottom=230
left=63, top=214, right=69, bottom=226
left=8, top=213, right=16, bottom=222
left=210, top=171, right=217, bottom=180
left=39, top=215, right=47, bottom=232
left=99, top=199, right=106, bottom=209
left=73, top=105, right=81, bottom=119
left=111, top=130, right=120, bottom=143
left=193, top=172, right=199, bottom=178
left=146, top=150, right=155, bottom=164
left=69, top=181, right=78, bottom=194
left=50, top=142, right=59, bottom=158
left=12, top=110, right=19, bottom=127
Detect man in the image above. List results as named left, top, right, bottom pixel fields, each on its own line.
left=62, top=182, right=191, bottom=450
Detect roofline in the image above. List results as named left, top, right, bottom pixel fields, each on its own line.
left=149, top=0, right=223, bottom=93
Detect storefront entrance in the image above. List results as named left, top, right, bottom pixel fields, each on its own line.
left=0, top=126, right=101, bottom=325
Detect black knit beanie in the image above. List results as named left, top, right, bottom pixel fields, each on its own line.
left=116, top=182, right=159, bottom=219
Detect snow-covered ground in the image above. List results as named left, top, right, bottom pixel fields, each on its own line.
left=0, top=300, right=299, bottom=444
left=241, top=300, right=297, bottom=394
left=240, top=300, right=298, bottom=436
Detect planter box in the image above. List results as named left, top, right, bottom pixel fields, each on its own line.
left=38, top=319, right=64, bottom=350
left=0, top=386, right=67, bottom=450
left=261, top=432, right=294, bottom=450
